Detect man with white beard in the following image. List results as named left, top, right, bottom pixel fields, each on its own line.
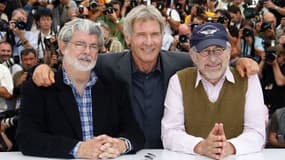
left=16, top=18, right=144, bottom=159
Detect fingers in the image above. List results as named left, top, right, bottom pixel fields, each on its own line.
left=209, top=123, right=219, bottom=135
left=99, top=142, right=121, bottom=159
left=32, top=64, right=55, bottom=87
left=95, top=134, right=127, bottom=158
left=77, top=139, right=103, bottom=159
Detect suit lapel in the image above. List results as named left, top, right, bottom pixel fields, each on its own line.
left=160, top=52, right=173, bottom=96
left=55, top=71, right=83, bottom=140
left=117, top=52, right=132, bottom=98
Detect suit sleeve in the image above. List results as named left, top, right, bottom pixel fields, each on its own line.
left=16, top=80, right=78, bottom=158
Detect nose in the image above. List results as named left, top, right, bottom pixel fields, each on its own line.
left=144, top=35, right=153, bottom=45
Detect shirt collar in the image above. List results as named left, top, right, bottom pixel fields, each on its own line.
left=195, top=66, right=235, bottom=88
left=131, top=52, right=162, bottom=74
left=62, top=67, right=97, bottom=88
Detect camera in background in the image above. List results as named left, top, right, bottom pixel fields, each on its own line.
left=2, top=56, right=20, bottom=68
left=264, top=40, right=277, bottom=62
left=217, top=16, right=228, bottom=24
left=242, top=28, right=254, bottom=37
left=260, top=21, right=272, bottom=32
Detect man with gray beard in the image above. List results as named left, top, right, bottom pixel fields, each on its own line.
left=16, top=18, right=144, bottom=159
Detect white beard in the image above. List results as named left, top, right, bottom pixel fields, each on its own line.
left=63, top=50, right=96, bottom=72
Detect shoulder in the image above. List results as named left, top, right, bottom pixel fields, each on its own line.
left=0, top=64, right=9, bottom=72
left=160, top=51, right=191, bottom=65
left=98, top=51, right=130, bottom=62
left=160, top=50, right=189, bottom=59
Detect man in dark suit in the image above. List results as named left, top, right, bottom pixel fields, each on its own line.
left=16, top=18, right=144, bottom=159
left=32, top=5, right=259, bottom=149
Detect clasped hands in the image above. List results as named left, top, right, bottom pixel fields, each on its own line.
left=77, top=134, right=128, bottom=159
left=194, top=123, right=236, bottom=160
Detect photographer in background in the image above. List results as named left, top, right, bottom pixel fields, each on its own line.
left=0, top=41, right=22, bottom=111
left=34, top=7, right=55, bottom=63
left=184, top=0, right=213, bottom=25
left=97, top=0, right=126, bottom=48
left=156, top=1, right=181, bottom=35
left=52, top=0, right=77, bottom=31
left=0, top=41, right=22, bottom=77
left=0, top=0, right=8, bottom=22
left=23, top=0, right=39, bottom=31
left=268, top=107, right=285, bottom=148
left=215, top=9, right=240, bottom=59
left=173, top=0, right=191, bottom=24
left=228, top=5, right=244, bottom=29
left=98, top=20, right=123, bottom=53
left=8, top=9, right=37, bottom=58
left=169, top=23, right=190, bottom=52
left=276, top=16, right=285, bottom=38
left=259, top=42, right=285, bottom=116
left=237, top=22, right=265, bottom=63
left=260, top=0, right=285, bottom=25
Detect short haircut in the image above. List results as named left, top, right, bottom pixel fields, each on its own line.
left=20, top=48, right=37, bottom=59
left=34, top=7, right=53, bottom=21
left=123, top=5, right=164, bottom=38
left=0, top=41, right=12, bottom=47
left=11, top=8, right=28, bottom=19
left=57, top=18, right=104, bottom=47
left=228, top=5, right=241, bottom=14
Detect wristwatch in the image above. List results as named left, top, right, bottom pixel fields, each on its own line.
left=119, top=138, right=131, bottom=153
left=115, top=19, right=120, bottom=24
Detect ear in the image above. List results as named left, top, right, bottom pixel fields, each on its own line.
left=125, top=35, right=131, bottom=47
left=58, top=40, right=66, bottom=55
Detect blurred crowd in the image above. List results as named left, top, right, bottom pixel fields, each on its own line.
left=0, top=0, right=285, bottom=151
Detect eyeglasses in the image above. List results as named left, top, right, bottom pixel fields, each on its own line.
left=197, top=47, right=225, bottom=57
left=66, top=41, right=99, bottom=52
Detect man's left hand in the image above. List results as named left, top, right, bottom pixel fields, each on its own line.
left=96, top=135, right=127, bottom=159
left=236, top=57, right=259, bottom=77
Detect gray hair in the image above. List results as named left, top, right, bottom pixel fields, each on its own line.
left=123, top=5, right=164, bottom=37
left=57, top=18, right=104, bottom=47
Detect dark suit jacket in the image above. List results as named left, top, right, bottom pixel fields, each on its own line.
left=95, top=50, right=193, bottom=148
left=16, top=69, right=144, bottom=158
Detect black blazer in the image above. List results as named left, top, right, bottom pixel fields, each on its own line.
left=16, top=69, right=144, bottom=158
left=95, top=50, right=192, bottom=147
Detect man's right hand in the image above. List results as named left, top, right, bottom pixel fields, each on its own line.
left=32, top=64, right=55, bottom=87
left=77, top=137, right=104, bottom=159
left=194, top=123, right=226, bottom=160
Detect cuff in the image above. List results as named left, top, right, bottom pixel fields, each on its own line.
left=119, top=137, right=132, bottom=154
left=70, top=141, right=81, bottom=158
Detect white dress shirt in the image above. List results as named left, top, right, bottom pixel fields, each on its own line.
left=161, top=67, right=266, bottom=156
left=0, top=64, right=14, bottom=111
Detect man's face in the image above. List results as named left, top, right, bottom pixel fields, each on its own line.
left=229, top=12, right=241, bottom=24
left=60, top=0, right=69, bottom=5
left=280, top=18, right=285, bottom=26
left=0, top=3, right=6, bottom=12
left=21, top=52, right=38, bottom=70
left=126, top=19, right=162, bottom=69
left=112, top=4, right=121, bottom=18
left=0, top=43, right=12, bottom=63
left=191, top=45, right=230, bottom=83
left=38, top=16, right=52, bottom=30
left=61, top=30, right=98, bottom=72
left=11, top=11, right=27, bottom=23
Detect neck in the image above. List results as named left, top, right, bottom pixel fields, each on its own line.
left=133, top=59, right=157, bottom=74
left=64, top=65, right=91, bottom=95
left=41, top=29, right=50, bottom=35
